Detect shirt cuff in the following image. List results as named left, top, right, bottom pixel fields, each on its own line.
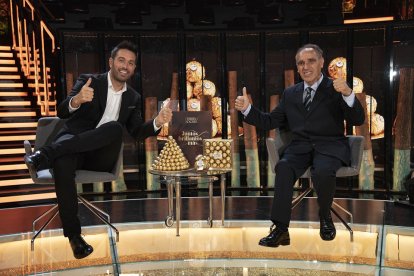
left=241, top=104, right=252, bottom=116
left=153, top=119, right=162, bottom=132
left=342, top=91, right=355, bottom=107
left=68, top=97, right=80, bottom=113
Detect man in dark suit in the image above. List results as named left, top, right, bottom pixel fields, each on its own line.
left=25, top=41, right=172, bottom=259
left=235, top=44, right=364, bottom=247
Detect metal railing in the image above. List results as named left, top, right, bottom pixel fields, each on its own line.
left=9, top=0, right=56, bottom=116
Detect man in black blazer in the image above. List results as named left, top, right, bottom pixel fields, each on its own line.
left=25, top=41, right=172, bottom=259
left=235, top=44, right=364, bottom=247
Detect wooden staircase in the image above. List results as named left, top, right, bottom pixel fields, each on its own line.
left=0, top=45, right=56, bottom=205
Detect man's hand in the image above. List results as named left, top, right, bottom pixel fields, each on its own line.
left=155, top=99, right=173, bottom=128
left=71, top=78, right=94, bottom=108
left=333, top=70, right=352, bottom=96
left=235, top=87, right=251, bottom=112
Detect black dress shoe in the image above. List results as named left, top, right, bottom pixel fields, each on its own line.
left=69, top=235, right=94, bottom=259
left=258, top=224, right=290, bottom=247
left=320, top=213, right=336, bottom=241
left=24, top=150, right=49, bottom=172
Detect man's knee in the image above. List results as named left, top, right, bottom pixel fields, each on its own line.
left=275, top=159, right=294, bottom=174
left=100, top=121, right=123, bottom=141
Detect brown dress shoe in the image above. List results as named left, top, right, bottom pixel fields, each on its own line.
left=69, top=235, right=94, bottom=259
left=258, top=224, right=290, bottom=247
left=320, top=213, right=336, bottom=241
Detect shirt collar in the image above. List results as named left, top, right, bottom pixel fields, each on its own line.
left=107, top=71, right=127, bottom=94
left=304, top=73, right=324, bottom=92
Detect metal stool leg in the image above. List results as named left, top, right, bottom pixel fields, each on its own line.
left=78, top=195, right=119, bottom=242
left=331, top=201, right=354, bottom=242
left=31, top=205, right=60, bottom=251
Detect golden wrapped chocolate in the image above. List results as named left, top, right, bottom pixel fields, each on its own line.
left=211, top=97, right=221, bottom=119
left=370, top=113, right=384, bottom=139
left=352, top=77, right=364, bottom=94
left=212, top=119, right=218, bottom=137
left=192, top=80, right=216, bottom=99
left=203, top=139, right=232, bottom=170
left=366, top=95, right=377, bottom=114
left=151, top=136, right=190, bottom=171
left=192, top=81, right=203, bottom=99
left=194, top=154, right=210, bottom=171
left=187, top=81, right=193, bottom=99
left=187, top=98, right=200, bottom=111
left=213, top=115, right=233, bottom=137
left=215, top=118, right=222, bottom=135
left=186, top=61, right=205, bottom=83
left=328, top=57, right=347, bottom=80
left=202, top=80, right=216, bottom=97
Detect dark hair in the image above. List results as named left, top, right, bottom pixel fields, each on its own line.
left=111, top=40, right=138, bottom=59
left=295, top=44, right=324, bottom=62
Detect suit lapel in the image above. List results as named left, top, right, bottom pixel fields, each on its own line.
left=295, top=83, right=307, bottom=115
left=117, top=88, right=133, bottom=123
left=307, top=76, right=329, bottom=115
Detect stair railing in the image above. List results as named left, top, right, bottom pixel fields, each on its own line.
left=9, top=0, right=56, bottom=116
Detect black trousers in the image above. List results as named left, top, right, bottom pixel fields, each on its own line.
left=270, top=148, right=343, bottom=227
left=45, top=121, right=123, bottom=237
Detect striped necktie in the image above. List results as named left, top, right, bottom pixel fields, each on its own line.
left=303, top=87, right=313, bottom=111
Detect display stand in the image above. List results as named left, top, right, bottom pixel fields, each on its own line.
left=149, top=169, right=231, bottom=236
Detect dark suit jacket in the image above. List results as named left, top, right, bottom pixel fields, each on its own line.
left=244, top=76, right=365, bottom=165
left=56, top=73, right=158, bottom=140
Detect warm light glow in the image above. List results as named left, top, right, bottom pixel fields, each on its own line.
left=344, top=16, right=394, bottom=24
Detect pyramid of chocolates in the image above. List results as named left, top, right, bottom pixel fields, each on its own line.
left=151, top=136, right=190, bottom=171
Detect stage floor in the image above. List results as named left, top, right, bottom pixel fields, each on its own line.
left=0, top=196, right=413, bottom=275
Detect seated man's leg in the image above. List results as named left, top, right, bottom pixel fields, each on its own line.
left=271, top=152, right=312, bottom=227
left=311, top=153, right=343, bottom=241
left=47, top=122, right=123, bottom=164
left=54, top=154, right=81, bottom=237
left=259, top=151, right=311, bottom=248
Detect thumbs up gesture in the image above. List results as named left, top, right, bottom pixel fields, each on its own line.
left=155, top=99, right=173, bottom=128
left=333, top=70, right=352, bottom=96
left=235, top=87, right=251, bottom=112
left=72, top=77, right=94, bottom=108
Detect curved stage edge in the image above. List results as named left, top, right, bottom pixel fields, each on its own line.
left=0, top=196, right=413, bottom=275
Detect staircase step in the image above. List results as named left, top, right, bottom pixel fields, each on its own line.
left=0, top=163, right=28, bottom=171
left=0, top=46, right=11, bottom=51
left=0, top=75, right=20, bottom=80
left=0, top=60, right=15, bottom=65
left=0, top=83, right=23, bottom=88
left=0, top=53, right=13, bottom=58
left=0, top=178, right=34, bottom=187
left=0, top=122, right=37, bottom=128
left=0, top=67, right=18, bottom=72
left=0, top=111, right=36, bottom=117
left=0, top=135, right=36, bottom=142
left=0, top=148, right=26, bottom=155
left=0, top=192, right=56, bottom=204
left=0, top=101, right=31, bottom=106
left=0, top=91, right=29, bottom=96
